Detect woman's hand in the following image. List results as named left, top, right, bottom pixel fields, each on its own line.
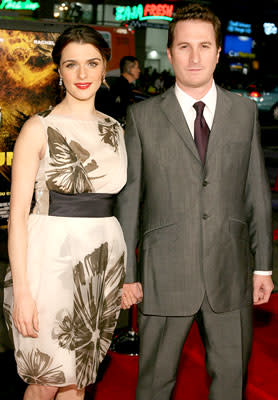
left=13, top=291, right=39, bottom=338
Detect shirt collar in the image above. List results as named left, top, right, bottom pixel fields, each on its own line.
left=175, top=81, right=217, bottom=115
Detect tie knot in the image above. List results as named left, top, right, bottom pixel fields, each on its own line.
left=193, top=101, right=205, bottom=116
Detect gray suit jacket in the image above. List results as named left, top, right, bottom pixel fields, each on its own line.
left=116, top=85, right=272, bottom=316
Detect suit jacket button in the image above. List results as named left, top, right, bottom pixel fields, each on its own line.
left=203, top=213, right=209, bottom=220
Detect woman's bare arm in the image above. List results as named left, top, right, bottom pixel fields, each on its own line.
left=8, top=116, right=46, bottom=338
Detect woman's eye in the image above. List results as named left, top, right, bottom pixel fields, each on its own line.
left=65, top=63, right=75, bottom=68
left=89, top=61, right=98, bottom=67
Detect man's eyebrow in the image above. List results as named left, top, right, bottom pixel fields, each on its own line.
left=176, top=40, right=213, bottom=44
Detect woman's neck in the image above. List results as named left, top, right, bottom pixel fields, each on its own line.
left=55, top=96, right=98, bottom=120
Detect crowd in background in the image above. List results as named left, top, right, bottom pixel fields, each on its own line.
left=136, top=67, right=175, bottom=95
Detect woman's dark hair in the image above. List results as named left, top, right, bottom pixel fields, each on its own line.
left=167, top=4, right=222, bottom=49
left=52, top=25, right=111, bottom=66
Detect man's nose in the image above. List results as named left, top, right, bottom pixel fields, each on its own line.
left=191, top=48, right=200, bottom=63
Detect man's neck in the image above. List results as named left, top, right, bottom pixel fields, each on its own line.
left=176, top=80, right=214, bottom=100
left=122, top=72, right=134, bottom=83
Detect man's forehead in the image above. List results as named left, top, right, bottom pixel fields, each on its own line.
left=173, top=20, right=216, bottom=41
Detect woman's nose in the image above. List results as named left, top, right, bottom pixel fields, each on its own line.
left=78, top=65, right=87, bottom=79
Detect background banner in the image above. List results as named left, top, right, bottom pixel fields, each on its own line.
left=0, top=28, right=59, bottom=227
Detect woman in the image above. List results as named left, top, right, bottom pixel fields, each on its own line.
left=4, top=25, right=128, bottom=400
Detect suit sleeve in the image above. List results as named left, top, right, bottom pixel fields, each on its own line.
left=245, top=102, right=272, bottom=271
left=115, top=106, right=143, bottom=282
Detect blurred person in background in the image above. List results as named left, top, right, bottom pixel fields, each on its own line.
left=109, top=56, right=141, bottom=124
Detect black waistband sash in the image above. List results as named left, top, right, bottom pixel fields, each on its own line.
left=48, top=191, right=115, bottom=218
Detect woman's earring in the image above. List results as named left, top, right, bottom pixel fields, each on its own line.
left=103, top=77, right=109, bottom=89
left=59, top=77, right=63, bottom=86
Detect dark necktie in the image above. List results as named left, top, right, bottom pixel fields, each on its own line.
left=193, top=101, right=210, bottom=164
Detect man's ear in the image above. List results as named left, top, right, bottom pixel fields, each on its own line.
left=167, top=47, right=172, bottom=65
left=216, top=47, right=221, bottom=64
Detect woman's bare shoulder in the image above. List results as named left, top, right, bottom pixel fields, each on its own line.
left=15, top=115, right=46, bottom=150
left=19, top=114, right=44, bottom=134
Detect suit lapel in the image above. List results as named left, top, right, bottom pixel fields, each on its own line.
left=159, top=86, right=233, bottom=164
left=160, top=87, right=201, bottom=162
left=206, top=86, right=233, bottom=161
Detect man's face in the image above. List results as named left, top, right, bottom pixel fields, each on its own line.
left=129, top=61, right=141, bottom=81
left=167, top=20, right=221, bottom=95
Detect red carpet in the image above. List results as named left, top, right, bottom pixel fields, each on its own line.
left=88, top=294, right=278, bottom=400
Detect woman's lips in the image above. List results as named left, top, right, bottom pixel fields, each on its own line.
left=74, top=83, right=92, bottom=89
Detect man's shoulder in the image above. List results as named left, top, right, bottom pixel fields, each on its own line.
left=217, top=85, right=256, bottom=111
left=109, top=75, right=129, bottom=91
left=129, top=87, right=173, bottom=115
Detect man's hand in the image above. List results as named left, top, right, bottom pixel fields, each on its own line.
left=121, top=282, right=143, bottom=309
left=253, top=275, right=274, bottom=305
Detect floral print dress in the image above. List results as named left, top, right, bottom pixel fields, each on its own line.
left=3, top=110, right=127, bottom=389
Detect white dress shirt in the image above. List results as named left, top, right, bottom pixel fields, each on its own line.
left=175, top=80, right=217, bottom=136
left=174, top=81, right=272, bottom=276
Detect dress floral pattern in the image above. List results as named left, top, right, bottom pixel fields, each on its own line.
left=16, top=349, right=66, bottom=386
left=4, top=111, right=127, bottom=389
left=46, top=126, right=101, bottom=193
left=98, top=117, right=121, bottom=152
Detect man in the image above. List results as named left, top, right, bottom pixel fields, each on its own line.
left=116, top=4, right=274, bottom=400
left=109, top=56, right=141, bottom=123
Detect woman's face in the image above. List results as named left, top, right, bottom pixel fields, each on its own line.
left=59, top=41, right=105, bottom=102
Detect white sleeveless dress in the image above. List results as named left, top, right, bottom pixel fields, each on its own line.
left=4, top=110, right=127, bottom=389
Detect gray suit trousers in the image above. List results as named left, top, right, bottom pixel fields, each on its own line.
left=136, top=295, right=253, bottom=400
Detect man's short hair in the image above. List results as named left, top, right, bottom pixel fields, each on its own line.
left=167, top=3, right=222, bottom=49
left=120, top=56, right=139, bottom=74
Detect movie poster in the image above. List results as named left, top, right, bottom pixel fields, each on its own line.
left=0, top=29, right=60, bottom=227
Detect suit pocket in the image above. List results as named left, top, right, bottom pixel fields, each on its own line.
left=229, top=218, right=249, bottom=241
left=140, top=224, right=181, bottom=293
left=142, top=223, right=177, bottom=249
